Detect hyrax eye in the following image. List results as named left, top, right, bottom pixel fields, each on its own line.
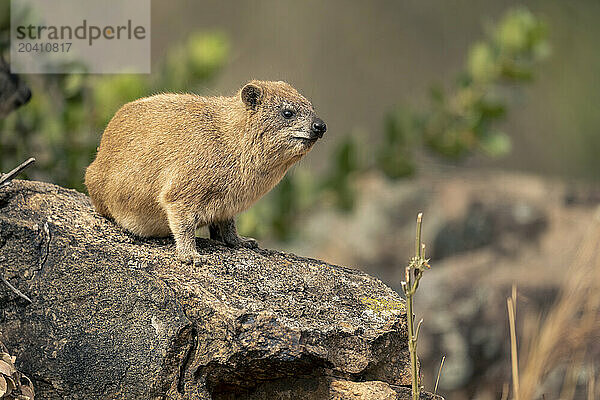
left=281, top=108, right=296, bottom=119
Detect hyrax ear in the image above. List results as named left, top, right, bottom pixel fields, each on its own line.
left=241, top=83, right=263, bottom=110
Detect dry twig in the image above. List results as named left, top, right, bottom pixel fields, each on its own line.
left=507, top=286, right=519, bottom=400
left=0, top=157, right=35, bottom=188
left=0, top=275, right=32, bottom=304
left=434, top=355, right=445, bottom=395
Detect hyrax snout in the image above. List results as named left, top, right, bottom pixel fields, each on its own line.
left=85, top=80, right=326, bottom=264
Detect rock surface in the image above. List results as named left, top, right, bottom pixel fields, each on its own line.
left=0, top=180, right=441, bottom=399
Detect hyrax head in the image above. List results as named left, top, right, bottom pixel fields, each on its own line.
left=239, top=80, right=326, bottom=161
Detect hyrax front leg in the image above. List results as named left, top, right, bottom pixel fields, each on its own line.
left=209, top=218, right=258, bottom=249
left=164, top=203, right=206, bottom=265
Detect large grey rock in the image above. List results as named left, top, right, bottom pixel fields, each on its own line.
left=0, top=180, right=441, bottom=399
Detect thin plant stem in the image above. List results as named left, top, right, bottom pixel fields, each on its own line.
left=402, top=212, right=430, bottom=400
left=508, top=295, right=519, bottom=400
left=405, top=271, right=418, bottom=400
left=434, top=355, right=445, bottom=395
left=415, top=213, right=422, bottom=259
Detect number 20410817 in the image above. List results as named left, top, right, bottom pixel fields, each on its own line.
left=17, top=42, right=72, bottom=53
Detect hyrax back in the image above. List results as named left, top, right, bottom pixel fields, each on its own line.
left=85, top=80, right=326, bottom=264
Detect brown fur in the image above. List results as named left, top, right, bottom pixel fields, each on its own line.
left=85, top=80, right=325, bottom=264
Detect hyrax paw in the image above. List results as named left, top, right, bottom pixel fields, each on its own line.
left=224, top=235, right=258, bottom=249
left=177, top=251, right=206, bottom=266
left=239, top=236, right=258, bottom=249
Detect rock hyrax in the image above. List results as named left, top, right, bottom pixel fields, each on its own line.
left=85, top=80, right=326, bottom=264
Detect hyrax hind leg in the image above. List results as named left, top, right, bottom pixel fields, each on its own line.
left=163, top=202, right=207, bottom=265
left=209, top=218, right=258, bottom=249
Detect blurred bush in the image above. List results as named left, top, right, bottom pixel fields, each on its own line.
left=0, top=31, right=229, bottom=190
left=378, top=7, right=549, bottom=177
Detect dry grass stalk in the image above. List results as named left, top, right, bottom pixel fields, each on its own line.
left=507, top=287, right=519, bottom=400
left=501, top=382, right=510, bottom=400
left=434, top=355, right=445, bottom=395
left=517, top=213, right=600, bottom=400
left=558, top=353, right=583, bottom=400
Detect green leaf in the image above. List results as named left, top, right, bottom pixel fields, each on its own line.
left=187, top=32, right=229, bottom=81
left=479, top=131, right=511, bottom=157
left=467, top=42, right=498, bottom=83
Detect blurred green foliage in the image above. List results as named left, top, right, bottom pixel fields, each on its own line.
left=320, top=137, right=361, bottom=212
left=376, top=108, right=417, bottom=179
left=237, top=171, right=318, bottom=242
left=377, top=7, right=549, bottom=176
left=0, top=31, right=229, bottom=190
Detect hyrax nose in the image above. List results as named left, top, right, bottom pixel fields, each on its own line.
left=311, top=118, right=327, bottom=138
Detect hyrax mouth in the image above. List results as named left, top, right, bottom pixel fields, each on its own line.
left=291, top=129, right=319, bottom=142
left=292, top=135, right=318, bottom=142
